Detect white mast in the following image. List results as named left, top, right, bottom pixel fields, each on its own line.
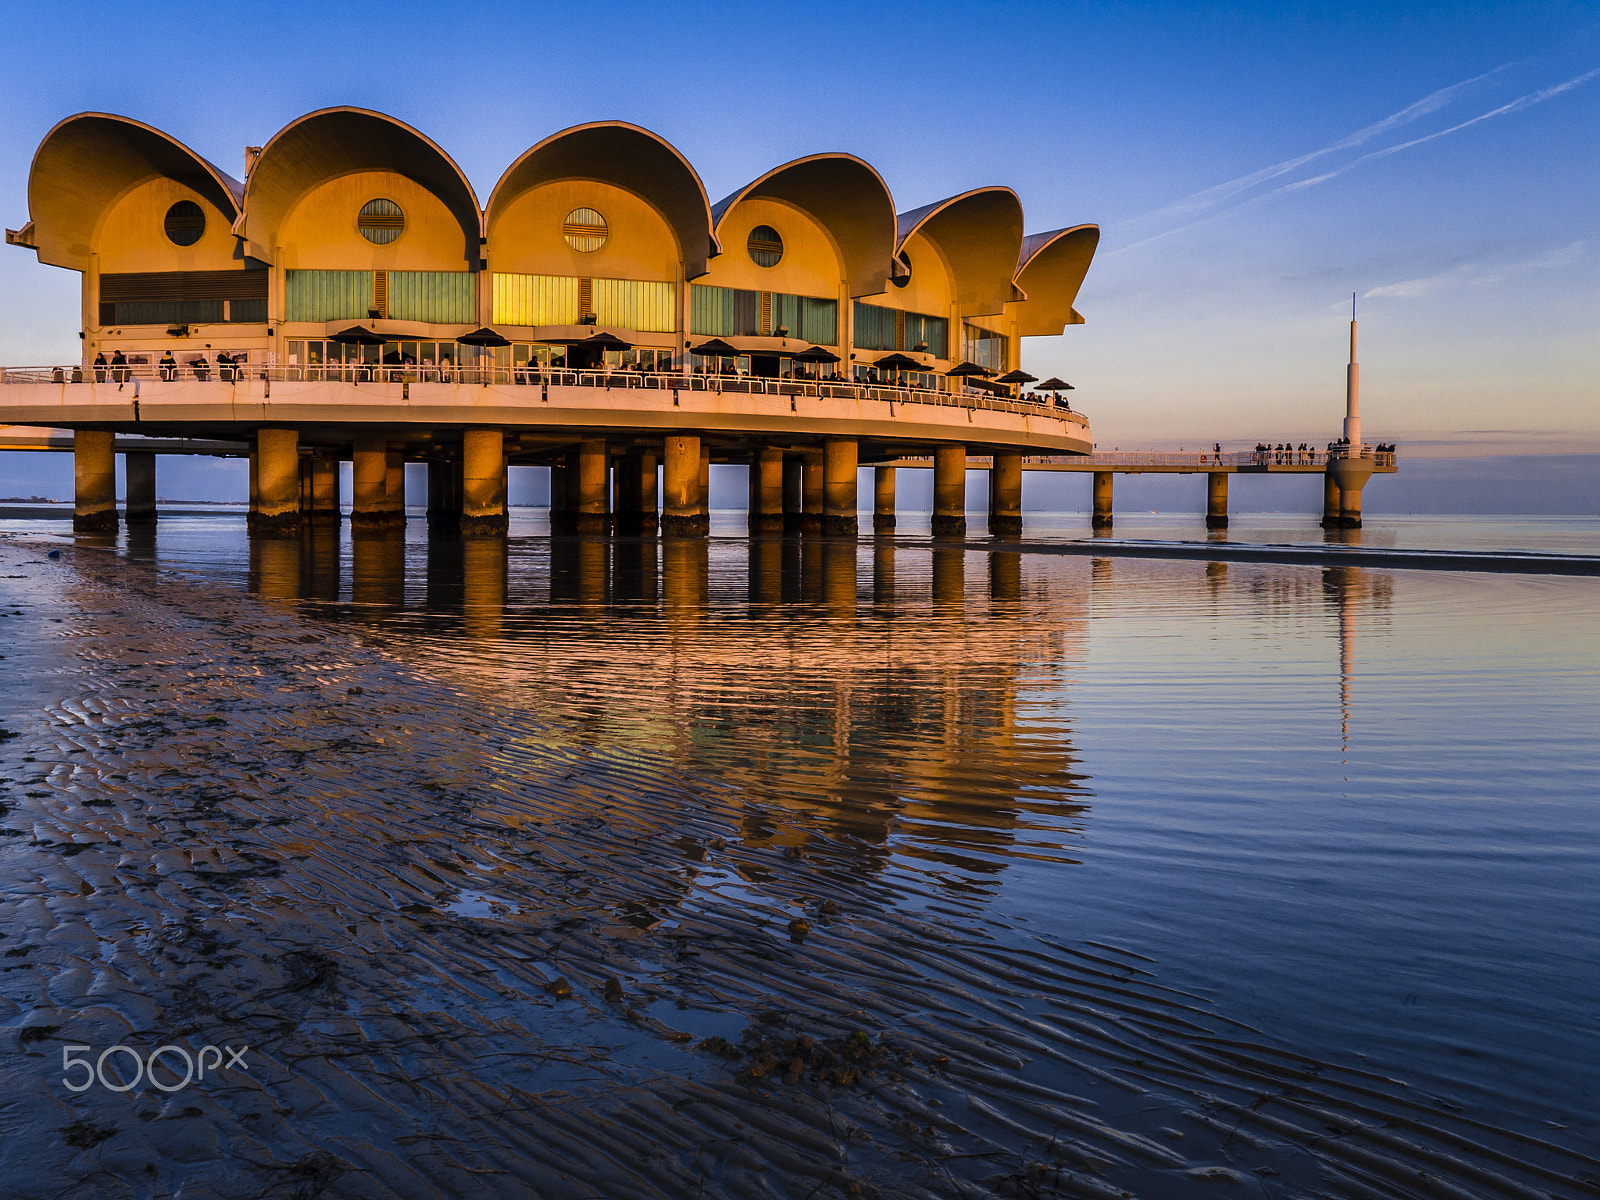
left=1343, top=293, right=1361, bottom=447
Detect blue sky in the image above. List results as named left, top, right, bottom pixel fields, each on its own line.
left=1, top=1, right=1595, bottom=457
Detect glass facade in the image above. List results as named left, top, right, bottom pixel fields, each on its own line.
left=852, top=302, right=948, bottom=358
left=591, top=278, right=675, bottom=333
left=691, top=286, right=836, bottom=343
left=962, top=323, right=1008, bottom=371
left=387, top=272, right=475, bottom=324
left=285, top=270, right=373, bottom=322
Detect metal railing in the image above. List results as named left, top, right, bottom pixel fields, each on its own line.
left=0, top=364, right=1090, bottom=429
left=896, top=447, right=1398, bottom=469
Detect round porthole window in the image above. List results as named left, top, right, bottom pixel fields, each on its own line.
left=358, top=198, right=405, bottom=244
left=563, top=208, right=608, bottom=252
left=163, top=200, right=206, bottom=247
left=890, top=251, right=912, bottom=288
left=747, top=225, right=783, bottom=268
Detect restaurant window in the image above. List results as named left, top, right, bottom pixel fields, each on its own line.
left=493, top=273, right=580, bottom=326
left=904, top=311, right=947, bottom=359
left=747, top=225, right=783, bottom=268
left=591, top=278, right=676, bottom=333
left=387, top=271, right=475, bottom=324
left=963, top=323, right=1008, bottom=372
left=853, top=303, right=946, bottom=357
left=690, top=285, right=759, bottom=336
left=99, top=269, right=267, bottom=326
left=163, top=201, right=205, bottom=247
left=285, top=270, right=375, bottom=322
left=357, top=199, right=405, bottom=245
left=563, top=208, right=608, bottom=253
left=772, top=293, right=837, bottom=344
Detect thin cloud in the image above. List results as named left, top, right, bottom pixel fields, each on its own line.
left=1364, top=240, right=1586, bottom=300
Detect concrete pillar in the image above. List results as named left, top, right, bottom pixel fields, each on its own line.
left=125, top=451, right=157, bottom=525
left=932, top=444, right=966, bottom=539
left=1092, top=470, right=1114, bottom=530
left=426, top=458, right=461, bottom=533
left=615, top=451, right=654, bottom=536
left=662, top=434, right=706, bottom=536
left=800, top=451, right=824, bottom=535
left=989, top=452, right=1022, bottom=538
left=352, top=437, right=391, bottom=533
left=575, top=438, right=609, bottom=535
left=1320, top=471, right=1343, bottom=528
left=782, top=458, right=803, bottom=534
left=73, top=429, right=117, bottom=532
left=873, top=466, right=896, bottom=534
left=299, top=454, right=313, bottom=517
left=247, top=448, right=259, bottom=519
left=550, top=458, right=575, bottom=535
left=461, top=428, right=508, bottom=536
left=385, top=448, right=406, bottom=524
left=749, top=447, right=785, bottom=536
left=636, top=452, right=659, bottom=536
left=309, top=458, right=340, bottom=526
left=698, top=447, right=711, bottom=522
left=822, top=438, right=858, bottom=537
left=1330, top=457, right=1373, bottom=529
left=251, top=428, right=302, bottom=537
left=1206, top=472, right=1229, bottom=530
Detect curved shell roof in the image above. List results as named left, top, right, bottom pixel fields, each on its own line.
left=1013, top=225, right=1100, bottom=335
left=712, top=154, right=897, bottom=299
left=13, top=113, right=243, bottom=270
left=239, top=107, right=482, bottom=265
left=487, top=121, right=716, bottom=279
left=895, top=187, right=1024, bottom=317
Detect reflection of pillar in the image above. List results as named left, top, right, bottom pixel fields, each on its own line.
left=463, top=536, right=507, bottom=639
left=613, top=537, right=657, bottom=603
left=352, top=438, right=391, bottom=534
left=576, top=537, right=609, bottom=605
left=304, top=525, right=341, bottom=601
left=576, top=438, right=609, bottom=535
left=662, top=536, right=708, bottom=617
left=1092, top=471, right=1114, bottom=530
left=251, top=428, right=302, bottom=537
left=1320, top=471, right=1342, bottom=528
left=125, top=451, right=157, bottom=524
left=872, top=539, right=895, bottom=610
left=932, top=445, right=966, bottom=538
left=749, top=447, right=784, bottom=535
left=748, top=534, right=783, bottom=605
left=461, top=429, right=509, bottom=536
left=310, top=458, right=340, bottom=526
left=74, top=431, right=117, bottom=533
left=352, top=529, right=405, bottom=607
left=801, top=451, right=824, bottom=535
left=932, top=544, right=964, bottom=605
left=989, top=550, right=1021, bottom=601
left=248, top=537, right=301, bottom=600
left=1206, top=472, right=1229, bottom=530
left=801, top=536, right=823, bottom=603
left=822, top=540, right=857, bottom=618
left=385, top=447, right=406, bottom=525
left=823, top=438, right=858, bottom=537
left=873, top=466, right=896, bottom=534
left=783, top=458, right=803, bottom=534
left=781, top=533, right=803, bottom=603
left=988, top=452, right=1022, bottom=538
left=662, top=435, right=705, bottom=536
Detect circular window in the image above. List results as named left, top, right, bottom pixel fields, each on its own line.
left=163, top=200, right=206, bottom=246
left=563, top=207, right=608, bottom=252
left=747, top=225, right=783, bottom=268
left=890, top=251, right=912, bottom=288
left=357, top=198, right=405, bottom=244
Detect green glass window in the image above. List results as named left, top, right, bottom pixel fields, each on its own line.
left=285, top=270, right=374, bottom=322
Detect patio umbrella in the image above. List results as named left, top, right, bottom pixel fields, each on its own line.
left=580, top=331, right=633, bottom=351
left=330, top=325, right=386, bottom=346
left=1034, top=376, right=1074, bottom=392
left=457, top=326, right=512, bottom=347
left=791, top=345, right=840, bottom=363
left=690, top=338, right=742, bottom=358
left=996, top=369, right=1036, bottom=385
left=875, top=352, right=922, bottom=371
left=945, top=360, right=993, bottom=379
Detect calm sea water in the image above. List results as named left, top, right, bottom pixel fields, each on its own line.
left=0, top=515, right=1595, bottom=1198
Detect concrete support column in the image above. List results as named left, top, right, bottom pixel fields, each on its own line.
left=575, top=438, right=609, bottom=535
left=988, top=452, right=1022, bottom=538
left=662, top=434, right=706, bottom=536
left=426, top=458, right=462, bottom=533
left=873, top=466, right=896, bottom=534
left=932, top=444, right=967, bottom=539
left=614, top=452, right=650, bottom=536
left=73, top=429, right=117, bottom=533
left=310, top=458, right=340, bottom=526
left=385, top=448, right=406, bottom=524
left=749, top=447, right=785, bottom=536
left=822, top=438, right=858, bottom=537
left=637, top=452, right=659, bottom=536
left=1092, top=470, right=1114, bottom=530
left=550, top=457, right=575, bottom=535
left=352, top=438, right=392, bottom=533
left=1330, top=457, right=1373, bottom=529
left=800, top=451, right=824, bottom=535
left=125, top=451, right=157, bottom=525
left=1206, top=472, right=1229, bottom=530
left=461, top=428, right=509, bottom=536
left=782, top=458, right=803, bottom=534
left=1321, top=471, right=1343, bottom=528
left=698, top=447, right=711, bottom=522
left=251, top=428, right=302, bottom=537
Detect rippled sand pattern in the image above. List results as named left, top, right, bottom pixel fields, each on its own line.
left=0, top=532, right=1595, bottom=1198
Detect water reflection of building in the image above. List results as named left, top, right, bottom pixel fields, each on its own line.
left=248, top=532, right=1094, bottom=884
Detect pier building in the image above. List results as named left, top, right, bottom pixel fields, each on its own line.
left=1, top=109, right=1100, bottom=537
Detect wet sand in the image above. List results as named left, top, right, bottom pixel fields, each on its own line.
left=0, top=531, right=1595, bottom=1199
